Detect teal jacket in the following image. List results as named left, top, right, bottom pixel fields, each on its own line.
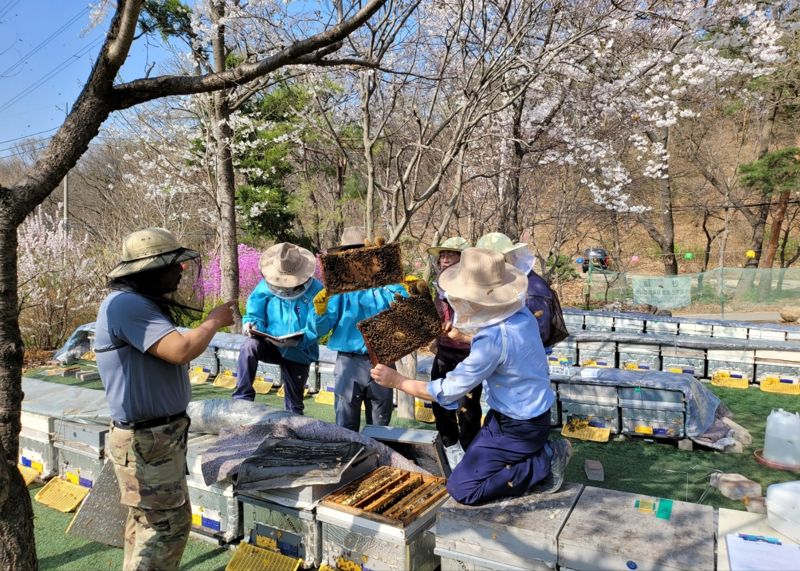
left=243, top=278, right=324, bottom=364
left=313, top=285, right=408, bottom=355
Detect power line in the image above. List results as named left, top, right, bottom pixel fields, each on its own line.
left=0, top=6, right=90, bottom=78
left=0, top=35, right=104, bottom=115
left=0, top=0, right=21, bottom=21
left=0, top=126, right=58, bottom=146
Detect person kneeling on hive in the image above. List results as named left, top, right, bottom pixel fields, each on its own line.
left=370, top=247, right=572, bottom=505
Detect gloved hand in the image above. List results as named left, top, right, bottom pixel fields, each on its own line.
left=313, top=288, right=329, bottom=315
left=402, top=275, right=429, bottom=295
left=242, top=322, right=255, bottom=337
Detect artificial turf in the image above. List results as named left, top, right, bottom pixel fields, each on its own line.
left=23, top=364, right=800, bottom=569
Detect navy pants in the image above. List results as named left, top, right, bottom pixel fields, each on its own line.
left=233, top=337, right=309, bottom=414
left=334, top=352, right=393, bottom=432
left=431, top=347, right=482, bottom=449
left=447, top=409, right=551, bottom=505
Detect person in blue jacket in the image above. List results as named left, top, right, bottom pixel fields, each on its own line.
left=312, top=227, right=409, bottom=432
left=233, top=242, right=323, bottom=414
left=371, top=247, right=572, bottom=505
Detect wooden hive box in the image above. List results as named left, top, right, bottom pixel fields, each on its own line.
left=357, top=293, right=441, bottom=365
left=321, top=241, right=403, bottom=295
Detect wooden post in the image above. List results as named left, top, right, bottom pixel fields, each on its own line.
left=396, top=353, right=418, bottom=419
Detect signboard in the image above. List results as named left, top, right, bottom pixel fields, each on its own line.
left=631, top=276, right=692, bottom=309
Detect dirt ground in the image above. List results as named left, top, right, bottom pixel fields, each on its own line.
left=23, top=349, right=54, bottom=372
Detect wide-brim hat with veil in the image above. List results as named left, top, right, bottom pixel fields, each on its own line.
left=107, top=228, right=199, bottom=280
left=438, top=247, right=528, bottom=329
left=260, top=242, right=316, bottom=288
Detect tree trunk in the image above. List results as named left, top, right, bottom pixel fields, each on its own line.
left=497, top=96, right=525, bottom=241
left=756, top=190, right=790, bottom=300
left=396, top=353, right=417, bottom=420
left=0, top=224, right=37, bottom=570
left=361, top=72, right=377, bottom=240
left=211, top=3, right=241, bottom=325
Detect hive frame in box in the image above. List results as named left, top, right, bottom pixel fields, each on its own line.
left=320, top=242, right=404, bottom=295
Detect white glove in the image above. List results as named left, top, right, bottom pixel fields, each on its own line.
left=243, top=322, right=255, bottom=337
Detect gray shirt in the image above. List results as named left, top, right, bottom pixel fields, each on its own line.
left=95, top=291, right=190, bottom=423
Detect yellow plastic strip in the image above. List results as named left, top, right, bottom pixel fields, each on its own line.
left=225, top=542, right=301, bottom=571
left=34, top=477, right=90, bottom=513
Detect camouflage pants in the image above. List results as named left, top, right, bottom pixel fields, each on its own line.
left=109, top=416, right=191, bottom=571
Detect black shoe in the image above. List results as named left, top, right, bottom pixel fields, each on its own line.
left=533, top=438, right=573, bottom=494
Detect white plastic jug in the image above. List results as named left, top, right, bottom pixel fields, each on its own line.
left=763, top=409, right=800, bottom=468
left=766, top=481, right=800, bottom=543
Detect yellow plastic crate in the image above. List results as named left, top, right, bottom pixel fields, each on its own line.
left=225, top=542, right=301, bottom=571
left=81, top=351, right=96, bottom=361
left=213, top=371, right=238, bottom=390
left=18, top=464, right=38, bottom=486
left=314, top=389, right=336, bottom=406
left=34, top=477, right=89, bottom=512
left=414, top=399, right=435, bottom=423
left=253, top=378, right=273, bottom=394
left=561, top=418, right=611, bottom=443
left=711, top=370, right=749, bottom=389
left=758, top=375, right=800, bottom=395
left=189, top=367, right=210, bottom=385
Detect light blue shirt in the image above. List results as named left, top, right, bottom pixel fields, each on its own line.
left=313, top=285, right=408, bottom=354
left=427, top=309, right=554, bottom=420
left=243, top=278, right=324, bottom=364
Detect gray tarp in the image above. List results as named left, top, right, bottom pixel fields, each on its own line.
left=22, top=377, right=110, bottom=424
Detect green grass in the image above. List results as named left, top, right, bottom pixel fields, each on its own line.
left=25, top=365, right=800, bottom=568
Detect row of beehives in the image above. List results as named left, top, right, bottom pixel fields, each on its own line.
left=549, top=337, right=800, bottom=391
left=563, top=309, right=800, bottom=341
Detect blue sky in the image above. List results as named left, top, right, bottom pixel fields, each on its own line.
left=0, top=2, right=172, bottom=158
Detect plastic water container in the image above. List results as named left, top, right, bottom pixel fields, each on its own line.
left=766, top=481, right=800, bottom=542
left=763, top=409, right=800, bottom=468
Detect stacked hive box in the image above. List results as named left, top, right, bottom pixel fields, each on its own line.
left=53, top=420, right=108, bottom=489
left=558, top=487, right=714, bottom=571
left=239, top=451, right=378, bottom=568
left=712, top=324, right=749, bottom=339
left=316, top=466, right=448, bottom=571
left=618, top=387, right=685, bottom=439
left=558, top=383, right=619, bottom=433
left=19, top=410, right=58, bottom=479
left=617, top=343, right=661, bottom=372
left=577, top=341, right=616, bottom=368
left=583, top=314, right=614, bottom=332
left=185, top=434, right=241, bottom=543
left=434, top=483, right=583, bottom=571
left=613, top=316, right=645, bottom=334
left=707, top=349, right=755, bottom=387
left=660, top=346, right=705, bottom=378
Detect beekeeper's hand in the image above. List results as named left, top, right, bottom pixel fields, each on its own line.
left=444, top=321, right=472, bottom=344
left=313, top=288, right=329, bottom=315
left=242, top=322, right=255, bottom=337
left=402, top=275, right=429, bottom=296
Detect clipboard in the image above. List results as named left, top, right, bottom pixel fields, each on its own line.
left=251, top=329, right=303, bottom=347
left=726, top=533, right=800, bottom=571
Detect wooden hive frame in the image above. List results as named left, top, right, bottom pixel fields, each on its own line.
left=320, top=466, right=448, bottom=527
left=321, top=241, right=404, bottom=295
left=357, top=293, right=442, bottom=366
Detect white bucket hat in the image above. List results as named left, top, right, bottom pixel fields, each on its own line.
left=260, top=243, right=316, bottom=288
left=439, top=248, right=527, bottom=329
left=107, top=228, right=199, bottom=279
left=426, top=236, right=471, bottom=257
left=475, top=232, right=527, bottom=255
left=327, top=226, right=366, bottom=253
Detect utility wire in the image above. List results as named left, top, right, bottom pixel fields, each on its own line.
left=0, top=35, right=104, bottom=115
left=0, top=0, right=20, bottom=21
left=0, top=6, right=90, bottom=78
left=0, top=126, right=58, bottom=145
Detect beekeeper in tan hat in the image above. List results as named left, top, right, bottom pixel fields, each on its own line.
left=371, top=247, right=573, bottom=505
left=96, top=227, right=235, bottom=570
left=234, top=242, right=324, bottom=415
left=424, top=236, right=477, bottom=470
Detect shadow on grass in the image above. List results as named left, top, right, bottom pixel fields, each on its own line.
left=38, top=542, right=115, bottom=570
left=181, top=546, right=230, bottom=570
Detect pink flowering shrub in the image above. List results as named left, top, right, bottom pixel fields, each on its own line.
left=200, top=244, right=264, bottom=300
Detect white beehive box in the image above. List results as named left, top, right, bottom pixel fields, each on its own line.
left=660, top=346, right=705, bottom=377
left=558, top=487, right=714, bottom=571
left=618, top=344, right=661, bottom=372
left=677, top=321, right=713, bottom=337
left=558, top=382, right=618, bottom=406
left=434, top=483, right=583, bottom=571
left=646, top=319, right=678, bottom=335
left=748, top=326, right=786, bottom=342
left=614, top=317, right=645, bottom=334
left=583, top=314, right=614, bottom=332
left=712, top=324, right=749, bottom=339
